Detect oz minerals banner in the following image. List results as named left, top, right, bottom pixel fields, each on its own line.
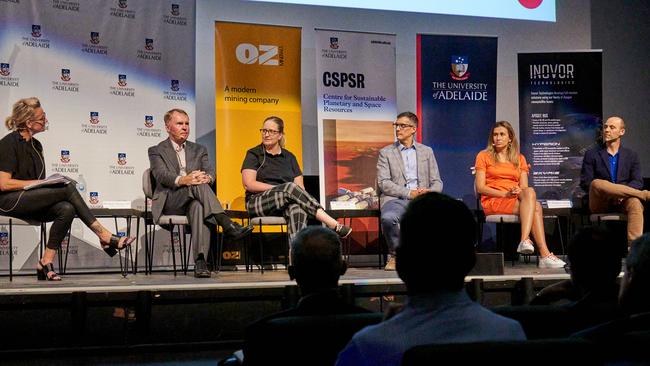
left=417, top=34, right=497, bottom=204
left=315, top=29, right=396, bottom=211
left=518, top=51, right=602, bottom=201
left=215, top=22, right=302, bottom=206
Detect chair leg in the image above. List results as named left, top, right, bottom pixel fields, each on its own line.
left=149, top=226, right=157, bottom=275
left=280, top=225, right=291, bottom=270
left=169, top=223, right=177, bottom=276
left=216, top=226, right=224, bottom=272
left=555, top=216, right=565, bottom=256
left=62, top=229, right=71, bottom=274
left=9, top=219, right=13, bottom=282
left=181, top=226, right=188, bottom=276
left=258, top=222, right=264, bottom=274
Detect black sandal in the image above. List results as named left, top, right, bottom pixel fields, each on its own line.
left=102, top=235, right=135, bottom=257
left=37, top=260, right=61, bottom=281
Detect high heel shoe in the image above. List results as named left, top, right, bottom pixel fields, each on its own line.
left=37, top=260, right=61, bottom=281
left=102, top=235, right=136, bottom=257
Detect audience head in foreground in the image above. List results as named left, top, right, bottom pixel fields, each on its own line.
left=335, top=192, right=525, bottom=366
left=396, top=192, right=477, bottom=294
left=289, top=226, right=347, bottom=295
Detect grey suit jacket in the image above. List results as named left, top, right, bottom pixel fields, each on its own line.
left=148, top=138, right=212, bottom=222
left=377, top=141, right=443, bottom=209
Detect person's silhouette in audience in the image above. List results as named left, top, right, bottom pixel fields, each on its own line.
left=236, top=226, right=368, bottom=365
left=532, top=226, right=622, bottom=313
left=335, top=192, right=526, bottom=366
left=573, top=232, right=650, bottom=340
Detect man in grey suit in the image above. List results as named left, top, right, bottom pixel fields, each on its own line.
left=148, top=109, right=252, bottom=278
left=377, top=112, right=443, bottom=270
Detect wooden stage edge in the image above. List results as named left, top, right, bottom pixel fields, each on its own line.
left=0, top=263, right=570, bottom=297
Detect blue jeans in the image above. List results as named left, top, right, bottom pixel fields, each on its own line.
left=381, top=199, right=409, bottom=254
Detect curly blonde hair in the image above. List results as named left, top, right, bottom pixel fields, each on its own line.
left=5, top=97, right=41, bottom=130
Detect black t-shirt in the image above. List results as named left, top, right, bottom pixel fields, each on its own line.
left=0, top=131, right=45, bottom=182
left=241, top=144, right=302, bottom=200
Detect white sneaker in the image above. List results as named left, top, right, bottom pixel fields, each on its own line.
left=517, top=239, right=535, bottom=255
left=538, top=254, right=566, bottom=269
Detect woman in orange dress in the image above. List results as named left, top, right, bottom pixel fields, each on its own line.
left=474, top=121, right=565, bottom=268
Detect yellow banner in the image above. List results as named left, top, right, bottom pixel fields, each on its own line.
left=215, top=22, right=302, bottom=208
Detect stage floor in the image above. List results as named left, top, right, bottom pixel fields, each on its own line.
left=1, top=260, right=568, bottom=295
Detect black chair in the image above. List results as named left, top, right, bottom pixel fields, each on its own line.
left=1, top=215, right=46, bottom=281
left=402, top=338, right=603, bottom=366
left=142, top=168, right=192, bottom=276
left=243, top=312, right=383, bottom=366
left=492, top=305, right=620, bottom=339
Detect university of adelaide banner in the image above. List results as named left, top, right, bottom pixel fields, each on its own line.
left=417, top=35, right=497, bottom=204
left=518, top=51, right=602, bottom=201
left=0, top=0, right=195, bottom=272
left=215, top=22, right=302, bottom=206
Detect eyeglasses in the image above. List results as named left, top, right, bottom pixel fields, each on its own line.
left=393, top=123, right=415, bottom=130
left=260, top=129, right=280, bottom=136
left=32, top=113, right=47, bottom=125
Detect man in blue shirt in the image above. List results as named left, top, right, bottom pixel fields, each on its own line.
left=580, top=116, right=650, bottom=245
left=335, top=193, right=525, bottom=366
left=377, top=112, right=443, bottom=270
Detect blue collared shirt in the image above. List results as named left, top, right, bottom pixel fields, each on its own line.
left=335, top=290, right=526, bottom=366
left=399, top=143, right=418, bottom=190
left=608, top=152, right=619, bottom=183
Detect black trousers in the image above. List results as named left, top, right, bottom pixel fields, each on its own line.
left=0, top=184, right=96, bottom=250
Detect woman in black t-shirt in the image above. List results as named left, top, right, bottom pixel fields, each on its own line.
left=241, top=116, right=351, bottom=242
left=0, top=97, right=134, bottom=281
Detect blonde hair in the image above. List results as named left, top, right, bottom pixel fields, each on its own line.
left=5, top=97, right=41, bottom=130
left=263, top=116, right=286, bottom=148
left=486, top=120, right=520, bottom=168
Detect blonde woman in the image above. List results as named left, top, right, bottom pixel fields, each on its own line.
left=0, top=97, right=134, bottom=281
left=474, top=121, right=565, bottom=268
left=241, top=116, right=351, bottom=242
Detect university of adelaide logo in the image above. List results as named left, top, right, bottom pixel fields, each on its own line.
left=171, top=3, right=180, bottom=16
left=61, top=68, right=71, bottom=81
left=89, top=191, right=99, bottom=205
left=144, top=115, right=154, bottom=128
left=170, top=79, right=179, bottom=91
left=450, top=55, right=470, bottom=81
left=118, top=74, right=127, bottom=87
left=0, top=63, right=9, bottom=77
left=82, top=111, right=108, bottom=135
left=0, top=231, right=8, bottom=247
left=117, top=152, right=127, bottom=165
left=145, top=38, right=154, bottom=51
left=52, top=148, right=78, bottom=173
left=90, top=32, right=100, bottom=44
left=31, top=24, right=42, bottom=38
left=329, top=37, right=339, bottom=50
left=60, top=150, right=70, bottom=163
left=90, top=111, right=100, bottom=124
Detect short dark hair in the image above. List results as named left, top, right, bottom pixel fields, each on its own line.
left=290, top=226, right=344, bottom=291
left=568, top=226, right=622, bottom=289
left=396, top=192, right=476, bottom=293
left=396, top=111, right=418, bottom=128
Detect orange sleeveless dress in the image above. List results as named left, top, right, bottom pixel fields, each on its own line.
left=474, top=150, right=529, bottom=215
